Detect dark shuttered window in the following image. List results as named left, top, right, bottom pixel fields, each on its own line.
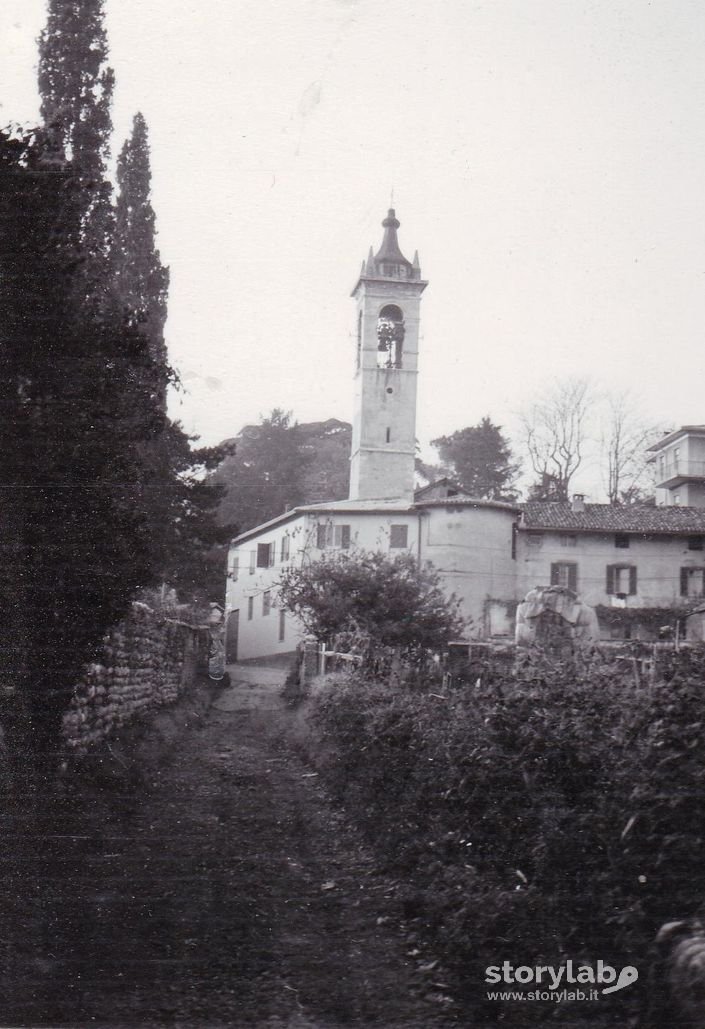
left=550, top=562, right=578, bottom=591
left=606, top=564, right=637, bottom=596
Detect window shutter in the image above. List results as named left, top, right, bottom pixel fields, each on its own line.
left=568, top=564, right=578, bottom=592
left=390, top=524, right=408, bottom=549
left=550, top=563, right=559, bottom=586
left=341, top=525, right=351, bottom=549
left=629, top=566, right=637, bottom=595
left=316, top=524, right=327, bottom=549
left=606, top=565, right=615, bottom=595
left=681, top=568, right=689, bottom=597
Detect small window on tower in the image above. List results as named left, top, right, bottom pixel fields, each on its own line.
left=386, top=427, right=391, bottom=443
left=376, top=305, right=404, bottom=369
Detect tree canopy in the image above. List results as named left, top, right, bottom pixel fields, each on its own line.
left=277, top=550, right=465, bottom=661
left=113, top=112, right=170, bottom=388
left=431, top=417, right=520, bottom=500
left=213, top=411, right=351, bottom=534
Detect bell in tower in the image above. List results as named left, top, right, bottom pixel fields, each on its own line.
left=348, top=209, right=428, bottom=502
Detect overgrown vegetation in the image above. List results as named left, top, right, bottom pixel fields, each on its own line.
left=306, top=647, right=705, bottom=1025
left=278, top=550, right=465, bottom=670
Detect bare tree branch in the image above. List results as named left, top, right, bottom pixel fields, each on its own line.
left=520, top=378, right=592, bottom=501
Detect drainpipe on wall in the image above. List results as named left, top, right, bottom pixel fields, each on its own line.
left=417, top=508, right=426, bottom=564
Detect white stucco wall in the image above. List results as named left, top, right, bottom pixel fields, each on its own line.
left=419, top=504, right=519, bottom=638
left=516, top=529, right=705, bottom=610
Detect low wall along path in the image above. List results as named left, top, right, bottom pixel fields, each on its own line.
left=62, top=602, right=208, bottom=755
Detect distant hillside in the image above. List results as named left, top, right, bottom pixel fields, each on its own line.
left=212, top=415, right=351, bottom=536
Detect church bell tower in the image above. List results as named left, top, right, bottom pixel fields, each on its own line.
left=349, top=209, right=428, bottom=502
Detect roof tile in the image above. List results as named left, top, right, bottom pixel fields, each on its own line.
left=521, top=502, right=705, bottom=534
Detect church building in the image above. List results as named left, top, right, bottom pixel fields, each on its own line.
left=224, top=210, right=705, bottom=663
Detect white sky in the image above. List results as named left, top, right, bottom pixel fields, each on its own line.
left=2, top=0, right=705, bottom=498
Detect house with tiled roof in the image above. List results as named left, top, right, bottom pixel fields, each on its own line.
left=515, top=494, right=705, bottom=638
left=224, top=210, right=705, bottom=661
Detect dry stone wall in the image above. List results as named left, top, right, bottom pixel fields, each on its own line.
left=63, top=603, right=208, bottom=755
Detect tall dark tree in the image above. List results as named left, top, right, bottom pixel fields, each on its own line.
left=0, top=130, right=162, bottom=760
left=113, top=113, right=170, bottom=388
left=431, top=417, right=520, bottom=500
left=38, top=0, right=115, bottom=293
left=0, top=0, right=234, bottom=764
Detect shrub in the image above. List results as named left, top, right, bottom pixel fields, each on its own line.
left=308, top=646, right=705, bottom=1024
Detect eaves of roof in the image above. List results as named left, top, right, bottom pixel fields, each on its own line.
left=520, top=502, right=705, bottom=534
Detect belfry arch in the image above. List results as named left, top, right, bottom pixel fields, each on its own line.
left=376, top=304, right=405, bottom=369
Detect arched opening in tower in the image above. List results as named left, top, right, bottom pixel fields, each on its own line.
left=376, top=305, right=404, bottom=369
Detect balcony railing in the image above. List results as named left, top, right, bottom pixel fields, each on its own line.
left=655, top=459, right=705, bottom=483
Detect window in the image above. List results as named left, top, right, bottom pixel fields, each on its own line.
left=511, top=523, right=517, bottom=560
left=317, top=523, right=351, bottom=549
left=550, top=562, right=578, bottom=591
left=615, top=534, right=630, bottom=549
left=279, top=609, right=286, bottom=642
left=560, top=534, right=578, bottom=548
left=390, top=524, right=408, bottom=549
left=247, top=596, right=253, bottom=620
left=229, top=555, right=239, bottom=580
left=262, top=590, right=271, bottom=616
left=681, top=568, right=705, bottom=598
left=688, top=536, right=704, bottom=551
left=606, top=564, right=637, bottom=596
left=257, top=542, right=275, bottom=568
left=334, top=524, right=351, bottom=549
left=673, top=493, right=681, bottom=505
left=280, top=535, right=290, bottom=561
left=249, top=550, right=256, bottom=574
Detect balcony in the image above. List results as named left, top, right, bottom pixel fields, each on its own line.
left=655, top=459, right=705, bottom=488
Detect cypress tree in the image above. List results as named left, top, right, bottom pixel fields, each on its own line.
left=0, top=129, right=160, bottom=762
left=114, top=113, right=170, bottom=396
left=38, top=0, right=115, bottom=299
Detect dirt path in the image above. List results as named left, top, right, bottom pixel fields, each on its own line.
left=5, top=669, right=459, bottom=1028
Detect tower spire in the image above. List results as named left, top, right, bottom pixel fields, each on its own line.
left=374, top=208, right=411, bottom=267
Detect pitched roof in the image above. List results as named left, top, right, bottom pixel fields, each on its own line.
left=416, top=496, right=521, bottom=513
left=521, top=502, right=705, bottom=534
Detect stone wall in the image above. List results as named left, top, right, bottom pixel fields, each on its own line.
left=63, top=603, right=208, bottom=756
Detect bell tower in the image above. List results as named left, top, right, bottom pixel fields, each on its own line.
left=349, top=209, right=428, bottom=501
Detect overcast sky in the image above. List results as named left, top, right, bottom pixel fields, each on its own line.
left=2, top=0, right=705, bottom=497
